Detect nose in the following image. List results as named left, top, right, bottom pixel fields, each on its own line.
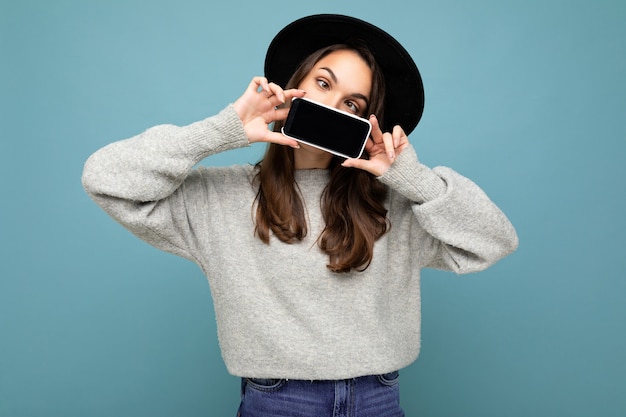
left=317, top=94, right=343, bottom=111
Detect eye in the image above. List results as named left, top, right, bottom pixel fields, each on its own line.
left=316, top=78, right=330, bottom=89
left=345, top=100, right=359, bottom=114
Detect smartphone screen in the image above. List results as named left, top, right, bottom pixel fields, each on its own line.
left=281, top=97, right=372, bottom=159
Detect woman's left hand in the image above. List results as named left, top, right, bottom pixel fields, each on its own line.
left=341, top=114, right=409, bottom=176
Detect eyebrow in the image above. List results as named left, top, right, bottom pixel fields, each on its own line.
left=320, top=67, right=338, bottom=83
left=320, top=67, right=370, bottom=107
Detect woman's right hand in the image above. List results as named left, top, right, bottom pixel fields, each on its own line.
left=233, top=76, right=306, bottom=147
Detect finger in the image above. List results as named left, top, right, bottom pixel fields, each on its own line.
left=283, top=88, right=307, bottom=101
left=258, top=76, right=270, bottom=92
left=341, top=157, right=385, bottom=177
left=266, top=94, right=285, bottom=108
left=267, top=89, right=306, bottom=116
left=251, top=76, right=269, bottom=93
left=364, top=137, right=376, bottom=153
left=369, top=114, right=383, bottom=143
left=382, top=131, right=396, bottom=160
left=341, top=157, right=366, bottom=170
left=271, top=107, right=291, bottom=122
left=254, top=77, right=275, bottom=102
left=264, top=130, right=300, bottom=148
left=267, top=82, right=286, bottom=103
left=392, top=125, right=406, bottom=149
left=263, top=87, right=306, bottom=110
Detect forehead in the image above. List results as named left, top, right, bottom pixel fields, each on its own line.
left=314, top=49, right=370, bottom=71
left=312, top=50, right=372, bottom=91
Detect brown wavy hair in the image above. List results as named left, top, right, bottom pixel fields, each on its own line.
left=254, top=43, right=389, bottom=273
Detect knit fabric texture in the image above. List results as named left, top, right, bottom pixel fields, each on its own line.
left=82, top=105, right=518, bottom=380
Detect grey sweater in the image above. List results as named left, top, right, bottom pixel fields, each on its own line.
left=82, top=105, right=518, bottom=380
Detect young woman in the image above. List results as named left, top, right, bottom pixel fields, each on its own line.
left=82, top=14, right=518, bottom=417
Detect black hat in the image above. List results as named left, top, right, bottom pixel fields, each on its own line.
left=264, top=14, right=424, bottom=134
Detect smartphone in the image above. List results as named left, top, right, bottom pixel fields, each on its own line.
left=281, top=97, right=372, bottom=159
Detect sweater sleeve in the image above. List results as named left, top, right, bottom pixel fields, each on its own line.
left=378, top=145, right=519, bottom=274
left=81, top=105, right=250, bottom=262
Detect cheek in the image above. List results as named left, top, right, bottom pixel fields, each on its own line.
left=297, top=78, right=316, bottom=94
left=297, top=80, right=323, bottom=101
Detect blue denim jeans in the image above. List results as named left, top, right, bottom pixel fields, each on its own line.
left=236, top=371, right=404, bottom=417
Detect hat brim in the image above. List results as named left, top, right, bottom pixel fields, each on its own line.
left=264, top=14, right=424, bottom=134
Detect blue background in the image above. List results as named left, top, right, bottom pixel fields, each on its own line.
left=1, top=1, right=625, bottom=416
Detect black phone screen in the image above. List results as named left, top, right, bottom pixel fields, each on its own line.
left=282, top=98, right=371, bottom=159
